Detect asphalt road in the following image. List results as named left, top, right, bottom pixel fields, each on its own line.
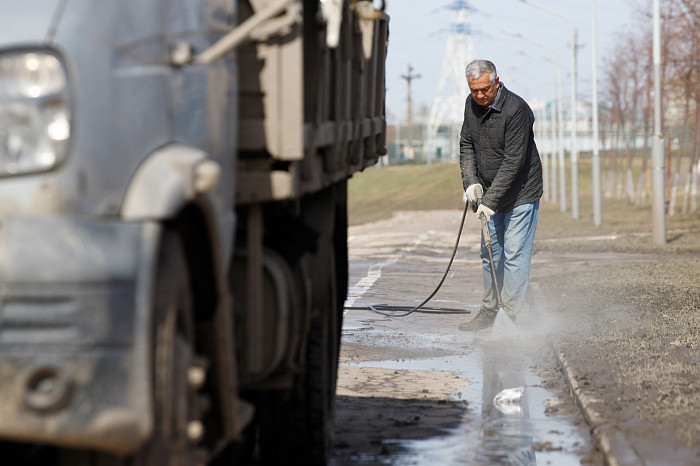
left=332, top=210, right=602, bottom=465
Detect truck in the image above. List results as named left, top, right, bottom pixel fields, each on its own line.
left=0, top=0, right=387, bottom=464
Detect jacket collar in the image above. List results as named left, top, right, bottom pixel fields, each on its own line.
left=489, top=83, right=507, bottom=112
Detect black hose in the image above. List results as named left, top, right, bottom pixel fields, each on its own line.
left=345, top=305, right=472, bottom=315
left=344, top=201, right=472, bottom=317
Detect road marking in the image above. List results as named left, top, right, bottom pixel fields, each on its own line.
left=344, top=233, right=428, bottom=315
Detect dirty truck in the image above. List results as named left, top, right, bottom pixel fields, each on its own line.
left=0, top=0, right=387, bottom=464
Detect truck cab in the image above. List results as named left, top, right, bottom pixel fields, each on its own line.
left=0, top=1, right=387, bottom=464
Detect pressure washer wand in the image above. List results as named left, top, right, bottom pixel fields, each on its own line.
left=480, top=212, right=518, bottom=338
left=480, top=213, right=504, bottom=310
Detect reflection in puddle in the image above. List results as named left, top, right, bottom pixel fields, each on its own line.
left=493, top=386, right=524, bottom=415
left=474, top=348, right=536, bottom=465
left=341, top=347, right=588, bottom=465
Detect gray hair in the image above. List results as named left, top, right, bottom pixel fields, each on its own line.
left=465, top=60, right=497, bottom=84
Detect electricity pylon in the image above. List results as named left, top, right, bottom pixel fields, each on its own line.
left=426, top=1, right=474, bottom=163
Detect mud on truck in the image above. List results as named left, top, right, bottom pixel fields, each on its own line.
left=0, top=0, right=387, bottom=464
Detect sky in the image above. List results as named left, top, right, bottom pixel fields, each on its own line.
left=383, top=0, right=645, bottom=124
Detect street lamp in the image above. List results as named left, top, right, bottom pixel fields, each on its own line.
left=510, top=47, right=562, bottom=208
left=537, top=104, right=551, bottom=202
left=504, top=29, right=566, bottom=212
left=503, top=64, right=553, bottom=203
left=651, top=0, right=666, bottom=243
left=517, top=0, right=578, bottom=219
left=591, top=0, right=602, bottom=226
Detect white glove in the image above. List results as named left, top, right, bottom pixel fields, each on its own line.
left=464, top=184, right=483, bottom=205
left=476, top=204, right=495, bottom=222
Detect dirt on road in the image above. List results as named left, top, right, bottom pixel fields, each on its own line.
left=333, top=210, right=599, bottom=465
left=335, top=206, right=700, bottom=465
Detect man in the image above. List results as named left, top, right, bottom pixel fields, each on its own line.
left=458, top=59, right=543, bottom=332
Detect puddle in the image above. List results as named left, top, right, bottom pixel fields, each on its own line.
left=340, top=351, right=590, bottom=465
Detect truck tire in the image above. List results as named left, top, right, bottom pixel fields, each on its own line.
left=137, top=230, right=207, bottom=466
left=257, top=190, right=343, bottom=465
left=257, top=257, right=338, bottom=466
left=59, top=230, right=206, bottom=466
left=302, top=250, right=340, bottom=463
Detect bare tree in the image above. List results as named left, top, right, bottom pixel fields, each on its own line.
left=599, top=0, right=700, bottom=211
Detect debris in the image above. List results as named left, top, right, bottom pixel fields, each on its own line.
left=532, top=440, right=563, bottom=452
left=493, top=386, right=524, bottom=415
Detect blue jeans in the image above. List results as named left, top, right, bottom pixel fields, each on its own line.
left=480, top=200, right=539, bottom=317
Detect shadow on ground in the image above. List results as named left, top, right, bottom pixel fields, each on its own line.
left=332, top=395, right=467, bottom=465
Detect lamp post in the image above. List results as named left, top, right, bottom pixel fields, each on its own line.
left=651, top=0, right=666, bottom=244
left=510, top=47, right=562, bottom=208
left=539, top=101, right=557, bottom=203
left=539, top=105, right=550, bottom=202
left=591, top=0, right=602, bottom=225
left=518, top=0, right=578, bottom=218
left=504, top=64, right=552, bottom=202
left=504, top=29, right=565, bottom=212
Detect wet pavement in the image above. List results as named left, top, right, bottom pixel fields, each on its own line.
left=332, top=210, right=600, bottom=465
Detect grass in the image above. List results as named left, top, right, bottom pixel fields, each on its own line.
left=348, top=163, right=464, bottom=225
left=349, top=156, right=700, bottom=253
left=547, top=259, right=700, bottom=446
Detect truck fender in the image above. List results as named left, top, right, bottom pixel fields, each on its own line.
left=121, top=144, right=221, bottom=220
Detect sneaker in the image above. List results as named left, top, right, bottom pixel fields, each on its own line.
left=458, top=310, right=496, bottom=332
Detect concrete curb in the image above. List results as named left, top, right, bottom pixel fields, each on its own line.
left=553, top=344, right=645, bottom=466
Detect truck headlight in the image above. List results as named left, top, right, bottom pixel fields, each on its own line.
left=0, top=50, right=71, bottom=176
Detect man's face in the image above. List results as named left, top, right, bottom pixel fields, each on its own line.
left=468, top=73, right=499, bottom=108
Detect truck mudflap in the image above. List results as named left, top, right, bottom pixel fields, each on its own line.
left=0, top=215, right=161, bottom=455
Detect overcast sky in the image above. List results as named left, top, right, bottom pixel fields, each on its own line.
left=384, top=0, right=644, bottom=123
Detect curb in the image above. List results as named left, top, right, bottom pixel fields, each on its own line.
left=553, top=344, right=644, bottom=466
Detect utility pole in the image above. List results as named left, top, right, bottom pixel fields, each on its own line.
left=570, top=27, right=578, bottom=218
left=401, top=64, right=421, bottom=125
left=651, top=0, right=666, bottom=244
left=518, top=0, right=577, bottom=216
left=503, top=31, right=564, bottom=209
left=591, top=0, right=602, bottom=226
left=401, top=64, right=421, bottom=161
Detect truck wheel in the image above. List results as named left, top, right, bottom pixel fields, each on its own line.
left=257, top=257, right=339, bottom=465
left=258, top=196, right=342, bottom=465
left=303, top=252, right=340, bottom=464
left=139, top=230, right=207, bottom=466
left=309, top=278, right=340, bottom=463
left=58, top=231, right=206, bottom=466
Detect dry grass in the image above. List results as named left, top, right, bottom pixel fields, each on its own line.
left=546, top=260, right=700, bottom=446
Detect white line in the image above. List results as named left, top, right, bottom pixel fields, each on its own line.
left=344, top=233, right=428, bottom=315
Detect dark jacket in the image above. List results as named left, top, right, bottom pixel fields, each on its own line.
left=459, top=83, right=543, bottom=213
